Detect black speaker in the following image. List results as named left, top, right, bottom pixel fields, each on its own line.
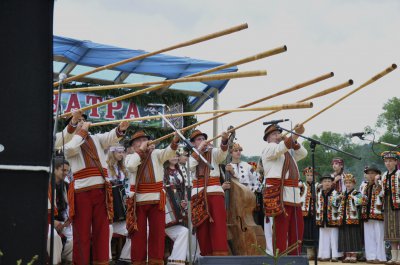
left=0, top=0, right=54, bottom=264
left=197, top=255, right=309, bottom=265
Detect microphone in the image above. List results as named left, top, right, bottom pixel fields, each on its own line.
left=263, top=119, right=289, bottom=125
left=346, top=132, right=365, bottom=139
left=59, top=73, right=67, bottom=82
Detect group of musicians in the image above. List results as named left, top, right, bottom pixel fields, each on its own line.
left=47, top=110, right=400, bottom=265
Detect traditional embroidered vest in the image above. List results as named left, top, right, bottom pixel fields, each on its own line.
left=361, top=182, right=383, bottom=221
left=301, top=181, right=319, bottom=217
left=382, top=169, right=400, bottom=210
left=283, top=152, right=300, bottom=182
left=316, top=188, right=340, bottom=227
left=195, top=151, right=213, bottom=179
left=132, top=151, right=165, bottom=208
left=337, top=189, right=363, bottom=225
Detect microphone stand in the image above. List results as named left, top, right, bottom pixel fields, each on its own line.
left=275, top=125, right=361, bottom=265
left=49, top=74, right=66, bottom=264
left=157, top=112, right=213, bottom=265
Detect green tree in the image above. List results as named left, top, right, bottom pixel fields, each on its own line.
left=241, top=154, right=260, bottom=163
left=376, top=97, right=400, bottom=151
left=297, top=131, right=356, bottom=178
left=377, top=97, right=400, bottom=138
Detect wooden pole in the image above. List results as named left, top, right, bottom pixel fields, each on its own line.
left=59, top=70, right=266, bottom=118
left=206, top=79, right=354, bottom=143
left=59, top=46, right=287, bottom=118
left=54, top=70, right=267, bottom=94
left=91, top=102, right=313, bottom=127
left=190, top=46, right=287, bottom=76
left=292, top=64, right=397, bottom=131
left=150, top=72, right=334, bottom=144
left=53, top=23, right=249, bottom=87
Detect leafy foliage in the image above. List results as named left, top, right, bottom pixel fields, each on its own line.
left=377, top=97, right=400, bottom=137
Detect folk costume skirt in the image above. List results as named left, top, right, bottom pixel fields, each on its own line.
left=338, top=224, right=362, bottom=252
left=384, top=194, right=400, bottom=241
left=303, top=215, right=319, bottom=247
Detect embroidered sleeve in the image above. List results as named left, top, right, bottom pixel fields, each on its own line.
left=62, top=133, right=86, bottom=158
left=125, top=153, right=142, bottom=173
left=54, top=124, right=78, bottom=149
left=96, top=127, right=123, bottom=150
left=156, top=145, right=177, bottom=164
left=262, top=141, right=288, bottom=161
left=214, top=146, right=228, bottom=164
left=293, top=142, right=308, bottom=162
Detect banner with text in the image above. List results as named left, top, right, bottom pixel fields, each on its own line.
left=53, top=93, right=184, bottom=128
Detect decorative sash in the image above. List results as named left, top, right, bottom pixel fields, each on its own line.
left=263, top=152, right=299, bottom=217
left=68, top=136, right=113, bottom=223
left=126, top=151, right=166, bottom=235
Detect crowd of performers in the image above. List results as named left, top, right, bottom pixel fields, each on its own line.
left=300, top=154, right=400, bottom=264
left=47, top=110, right=400, bottom=265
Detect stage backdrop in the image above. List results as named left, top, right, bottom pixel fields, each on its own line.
left=0, top=0, right=54, bottom=264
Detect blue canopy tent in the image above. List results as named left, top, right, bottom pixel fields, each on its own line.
left=53, top=35, right=238, bottom=110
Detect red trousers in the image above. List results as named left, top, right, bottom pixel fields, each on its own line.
left=130, top=203, right=165, bottom=265
left=274, top=204, right=304, bottom=255
left=72, top=188, right=109, bottom=265
left=196, top=194, right=228, bottom=256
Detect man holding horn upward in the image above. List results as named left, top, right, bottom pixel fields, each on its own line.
left=261, top=123, right=308, bottom=255
left=189, top=129, right=230, bottom=256
left=125, top=130, right=180, bottom=265
left=62, top=113, right=128, bottom=265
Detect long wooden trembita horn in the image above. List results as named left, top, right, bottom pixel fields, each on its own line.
left=293, top=64, right=397, bottom=130
left=206, top=79, right=354, bottom=143
left=91, top=102, right=313, bottom=127
left=59, top=46, right=287, bottom=118
left=53, top=23, right=248, bottom=87
left=59, top=70, right=266, bottom=118
left=151, top=72, right=333, bottom=144
left=54, top=70, right=267, bottom=94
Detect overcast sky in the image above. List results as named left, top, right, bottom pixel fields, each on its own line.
left=54, top=0, right=399, bottom=155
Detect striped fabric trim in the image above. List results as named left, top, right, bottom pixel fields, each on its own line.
left=195, top=151, right=212, bottom=178
left=266, top=178, right=299, bottom=187
left=137, top=152, right=156, bottom=184
left=74, top=167, right=108, bottom=179
left=282, top=152, right=300, bottom=180
left=81, top=136, right=99, bottom=168
left=136, top=182, right=163, bottom=193
left=130, top=182, right=163, bottom=193
left=193, top=177, right=220, bottom=188
left=130, top=181, right=165, bottom=211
